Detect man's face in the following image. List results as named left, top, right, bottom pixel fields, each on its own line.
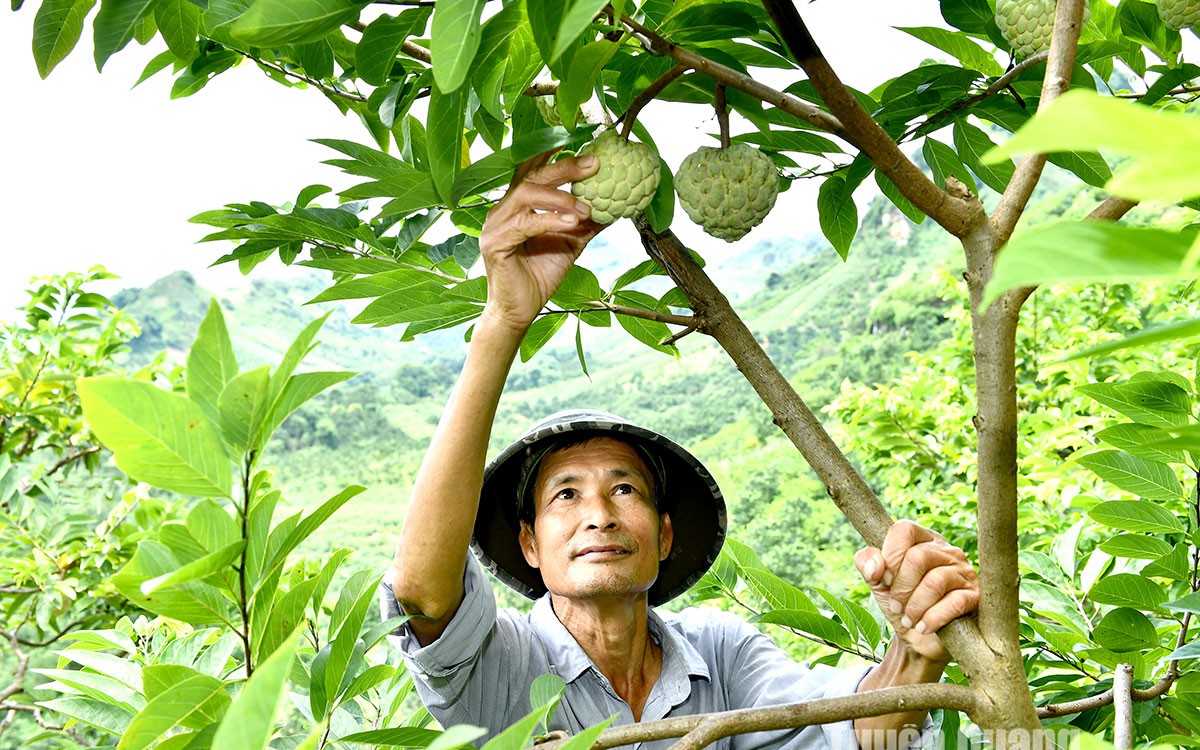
left=518, top=437, right=673, bottom=602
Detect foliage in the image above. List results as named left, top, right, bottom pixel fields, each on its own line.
left=11, top=0, right=1200, bottom=746
left=0, top=269, right=179, bottom=746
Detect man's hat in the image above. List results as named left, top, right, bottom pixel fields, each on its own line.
left=472, top=409, right=727, bottom=605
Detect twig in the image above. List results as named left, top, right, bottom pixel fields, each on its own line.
left=579, top=301, right=696, bottom=328
left=619, top=64, right=689, bottom=140
left=1113, top=664, right=1133, bottom=750
left=0, top=587, right=39, bottom=596
left=536, top=684, right=981, bottom=750
left=232, top=49, right=368, bottom=103
left=991, top=0, right=1087, bottom=245
left=715, top=84, right=730, bottom=149
left=1115, top=85, right=1200, bottom=99
left=618, top=14, right=848, bottom=140
left=0, top=631, right=28, bottom=704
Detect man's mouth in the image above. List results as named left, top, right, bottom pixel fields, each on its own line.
left=574, top=545, right=630, bottom=558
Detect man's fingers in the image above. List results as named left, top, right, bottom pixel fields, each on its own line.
left=510, top=149, right=559, bottom=187
left=900, top=564, right=976, bottom=629
left=910, top=588, right=979, bottom=635
left=855, top=547, right=885, bottom=586
left=522, top=154, right=600, bottom=187
left=887, top=540, right=969, bottom=606
left=878, top=520, right=943, bottom=587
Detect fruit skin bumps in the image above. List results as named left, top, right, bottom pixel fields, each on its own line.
left=1157, top=0, right=1200, bottom=30
left=570, top=130, right=661, bottom=225
left=995, top=0, right=1090, bottom=59
left=674, top=143, right=779, bottom=242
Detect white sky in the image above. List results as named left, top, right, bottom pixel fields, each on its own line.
left=0, top=3, right=946, bottom=312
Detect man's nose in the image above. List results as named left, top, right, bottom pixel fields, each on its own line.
left=582, top=494, right=620, bottom=530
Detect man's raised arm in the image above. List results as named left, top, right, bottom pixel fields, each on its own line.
left=390, top=153, right=602, bottom=646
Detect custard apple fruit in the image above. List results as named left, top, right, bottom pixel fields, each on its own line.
left=995, top=0, right=1090, bottom=59
left=570, top=130, right=661, bottom=224
left=675, top=143, right=779, bottom=242
left=1156, top=0, right=1200, bottom=30
left=535, top=95, right=561, bottom=127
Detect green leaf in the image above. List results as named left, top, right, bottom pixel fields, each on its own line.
left=309, top=268, right=445, bottom=304
left=154, top=0, right=201, bottom=59
left=187, top=299, right=238, bottom=429
left=32, top=0, right=97, bottom=78
left=427, top=82, right=466, bottom=205
left=1076, top=381, right=1192, bottom=429
left=39, top=697, right=134, bottom=737
left=260, top=485, right=366, bottom=585
left=231, top=0, right=365, bottom=46
left=117, top=673, right=230, bottom=750
left=93, top=0, right=155, bottom=71
left=613, top=291, right=677, bottom=356
left=259, top=370, right=356, bottom=444
left=527, top=0, right=607, bottom=65
left=1075, top=453, right=1183, bottom=502
left=1091, top=608, right=1159, bottom=652
left=875, top=171, right=924, bottom=224
left=1098, top=533, right=1173, bottom=559
left=255, top=577, right=318, bottom=664
left=817, top=173, right=857, bottom=260
left=1066, top=318, right=1200, bottom=361
left=896, top=26, right=1002, bottom=76
left=922, top=138, right=975, bottom=193
left=79, top=378, right=232, bottom=498
left=1093, top=424, right=1187, bottom=465
left=723, top=538, right=817, bottom=613
left=1087, top=572, right=1167, bottom=610
left=985, top=90, right=1200, bottom=201
left=520, top=314, right=567, bottom=363
left=356, top=9, right=430, bottom=86
left=212, top=628, right=302, bottom=750
left=644, top=155, right=675, bottom=234
left=1143, top=543, right=1190, bottom=581
left=983, top=223, right=1199, bottom=309
left=1045, top=150, right=1112, bottom=189
left=953, top=121, right=1013, bottom=194
left=556, top=40, right=617, bottom=128
left=141, top=540, right=246, bottom=595
left=430, top=0, right=486, bottom=92
left=1164, top=591, right=1200, bottom=615
left=218, top=365, right=271, bottom=452
left=112, top=542, right=238, bottom=626
left=338, top=727, right=445, bottom=746
left=1088, top=500, right=1186, bottom=534
left=756, top=609, right=852, bottom=648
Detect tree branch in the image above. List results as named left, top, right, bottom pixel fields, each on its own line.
left=620, top=64, right=689, bottom=139
left=991, top=0, right=1087, bottom=245
left=903, top=52, right=1049, bottom=142
left=232, top=49, right=369, bottom=103
left=0, top=632, right=28, bottom=704
left=618, top=14, right=848, bottom=140
left=536, top=684, right=983, bottom=750
left=759, top=0, right=986, bottom=239
left=0, top=586, right=39, bottom=596
left=1085, top=196, right=1138, bottom=222
left=1113, top=664, right=1133, bottom=750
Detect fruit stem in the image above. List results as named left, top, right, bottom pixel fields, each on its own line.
left=715, top=83, right=731, bottom=149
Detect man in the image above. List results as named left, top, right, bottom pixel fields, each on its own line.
left=383, top=151, right=979, bottom=750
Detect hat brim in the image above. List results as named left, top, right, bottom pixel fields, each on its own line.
left=472, top=415, right=726, bottom=606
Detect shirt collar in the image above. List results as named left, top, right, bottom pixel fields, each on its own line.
left=529, top=595, right=711, bottom=685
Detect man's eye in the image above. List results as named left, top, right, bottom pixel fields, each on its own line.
left=614, top=484, right=635, bottom=495
left=554, top=489, right=576, bottom=500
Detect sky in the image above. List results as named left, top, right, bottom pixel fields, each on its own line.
left=0, top=3, right=946, bottom=313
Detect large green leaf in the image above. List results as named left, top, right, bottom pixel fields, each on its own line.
left=140, top=540, right=246, bottom=596
left=1087, top=500, right=1186, bottom=534
left=817, top=173, right=858, bottom=260
left=117, top=673, right=231, bottom=750
left=1076, top=380, right=1192, bottom=429
left=187, top=299, right=238, bottom=429
left=1164, top=591, right=1200, bottom=615
left=1087, top=572, right=1167, bottom=610
left=259, top=485, right=365, bottom=586
left=556, top=39, right=617, bottom=128
left=1075, top=452, right=1183, bottom=502
left=231, top=0, right=365, bottom=46
left=756, top=609, right=852, bottom=648
left=357, top=9, right=431, bottom=86
left=984, top=90, right=1200, bottom=201
left=112, top=542, right=239, bottom=626
left=32, top=0, right=97, bottom=78
left=259, top=371, right=356, bottom=443
left=520, top=314, right=567, bottom=363
left=953, top=121, right=1013, bottom=194
left=1066, top=318, right=1200, bottom=361
left=1091, top=608, right=1159, bottom=653
left=212, top=627, right=302, bottom=750
left=1098, top=533, right=1173, bottom=559
left=154, top=0, right=201, bottom=59
left=218, top=365, right=271, bottom=452
left=527, top=0, right=607, bottom=65
left=79, top=378, right=232, bottom=498
left=984, top=222, right=1199, bottom=308
left=897, top=26, right=1002, bottom=75
left=427, top=82, right=466, bottom=205
left=430, top=0, right=486, bottom=92
left=93, top=0, right=155, bottom=71
left=39, top=697, right=134, bottom=737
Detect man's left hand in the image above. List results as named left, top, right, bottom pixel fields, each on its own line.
left=855, top=520, right=979, bottom=664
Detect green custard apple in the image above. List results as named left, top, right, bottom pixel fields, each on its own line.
left=674, top=143, right=779, bottom=242
left=1156, top=0, right=1200, bottom=30
left=995, top=0, right=1089, bottom=59
left=570, top=130, right=661, bottom=225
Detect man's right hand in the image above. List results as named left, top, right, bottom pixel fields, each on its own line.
left=478, top=152, right=604, bottom=332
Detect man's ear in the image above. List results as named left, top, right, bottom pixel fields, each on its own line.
left=658, top=513, right=674, bottom=562
left=518, top=520, right=541, bottom=569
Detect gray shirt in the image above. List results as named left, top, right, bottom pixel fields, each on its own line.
left=382, top=558, right=872, bottom=750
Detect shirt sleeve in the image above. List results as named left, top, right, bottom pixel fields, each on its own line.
left=379, top=556, right=536, bottom=735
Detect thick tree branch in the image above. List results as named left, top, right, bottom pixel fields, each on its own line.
left=618, top=15, right=848, bottom=140
left=1085, top=196, right=1138, bottom=222
left=633, top=220, right=1044, bottom=735
left=1113, top=665, right=1133, bottom=750
left=991, top=0, right=1087, bottom=245
left=760, top=0, right=985, bottom=239
left=537, top=684, right=983, bottom=750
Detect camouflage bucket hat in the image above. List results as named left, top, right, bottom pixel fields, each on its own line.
left=472, top=409, right=727, bottom=605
